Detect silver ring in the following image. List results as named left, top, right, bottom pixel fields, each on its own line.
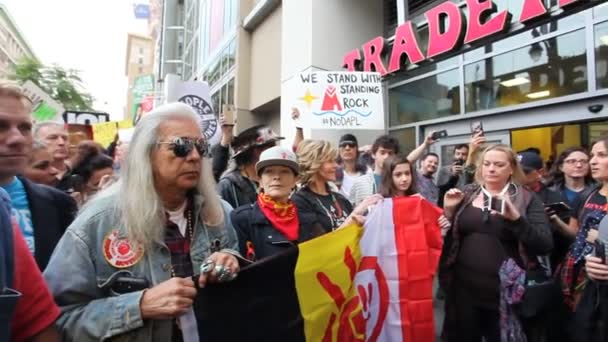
left=200, top=259, right=215, bottom=274
left=214, top=264, right=225, bottom=275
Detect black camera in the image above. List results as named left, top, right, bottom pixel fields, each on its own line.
left=453, top=159, right=465, bottom=166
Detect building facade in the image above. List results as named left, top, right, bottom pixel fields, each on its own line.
left=358, top=0, right=608, bottom=165
left=125, top=33, right=155, bottom=121
left=0, top=4, right=38, bottom=77
left=157, top=0, right=608, bottom=167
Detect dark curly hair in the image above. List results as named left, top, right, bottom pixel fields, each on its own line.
left=71, top=141, right=113, bottom=184
left=547, top=147, right=593, bottom=187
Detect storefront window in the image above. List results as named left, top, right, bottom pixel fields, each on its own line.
left=389, top=69, right=460, bottom=125
left=595, top=2, right=608, bottom=20
left=389, top=127, right=416, bottom=154
left=464, top=13, right=585, bottom=62
left=595, top=21, right=608, bottom=89
left=464, top=28, right=587, bottom=113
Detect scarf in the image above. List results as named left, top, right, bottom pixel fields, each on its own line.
left=257, top=193, right=300, bottom=241
left=499, top=258, right=527, bottom=342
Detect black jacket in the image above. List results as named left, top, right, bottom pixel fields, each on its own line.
left=20, top=177, right=77, bottom=270
left=230, top=202, right=324, bottom=261
left=211, top=143, right=230, bottom=182
left=291, top=187, right=354, bottom=234
left=217, top=170, right=258, bottom=209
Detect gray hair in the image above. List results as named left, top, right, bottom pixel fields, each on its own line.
left=94, top=102, right=223, bottom=246
left=33, top=122, right=65, bottom=138
left=32, top=139, right=48, bottom=152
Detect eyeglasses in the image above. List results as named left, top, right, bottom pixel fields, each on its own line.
left=157, top=137, right=209, bottom=158
left=563, top=159, right=589, bottom=166
left=339, top=142, right=357, bottom=149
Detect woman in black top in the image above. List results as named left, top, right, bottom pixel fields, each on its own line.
left=439, top=144, right=552, bottom=342
left=292, top=139, right=380, bottom=233
left=231, top=146, right=321, bottom=262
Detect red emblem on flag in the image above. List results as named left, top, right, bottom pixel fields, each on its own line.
left=321, top=86, right=343, bottom=112
left=317, top=247, right=389, bottom=342
left=102, top=230, right=144, bottom=268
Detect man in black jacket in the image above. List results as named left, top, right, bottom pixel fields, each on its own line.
left=216, top=125, right=283, bottom=209
left=0, top=81, right=77, bottom=270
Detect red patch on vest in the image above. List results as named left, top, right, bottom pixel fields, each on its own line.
left=102, top=230, right=144, bottom=268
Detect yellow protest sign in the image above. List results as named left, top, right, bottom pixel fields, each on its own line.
left=117, top=120, right=133, bottom=129
left=92, top=122, right=118, bottom=148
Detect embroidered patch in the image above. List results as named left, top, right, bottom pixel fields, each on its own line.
left=102, top=230, right=144, bottom=268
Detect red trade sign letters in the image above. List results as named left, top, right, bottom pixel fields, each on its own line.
left=343, top=0, right=589, bottom=76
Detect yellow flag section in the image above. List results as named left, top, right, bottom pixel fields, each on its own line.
left=117, top=120, right=133, bottom=129
left=294, top=224, right=365, bottom=342
left=91, top=122, right=117, bottom=148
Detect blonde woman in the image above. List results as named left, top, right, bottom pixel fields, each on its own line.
left=439, top=143, right=552, bottom=341
left=292, top=139, right=381, bottom=233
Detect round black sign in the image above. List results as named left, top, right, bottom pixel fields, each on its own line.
left=178, top=95, right=218, bottom=141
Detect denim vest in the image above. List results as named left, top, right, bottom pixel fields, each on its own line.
left=43, top=193, right=239, bottom=342
left=0, top=188, right=19, bottom=341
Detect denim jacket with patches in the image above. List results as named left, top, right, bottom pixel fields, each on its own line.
left=43, top=193, right=239, bottom=342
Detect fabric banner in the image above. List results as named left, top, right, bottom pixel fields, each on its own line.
left=194, top=197, right=442, bottom=342
left=91, top=122, right=118, bottom=149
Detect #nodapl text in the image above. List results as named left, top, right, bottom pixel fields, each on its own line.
left=343, top=0, right=589, bottom=76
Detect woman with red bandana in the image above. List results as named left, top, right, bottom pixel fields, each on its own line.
left=230, top=146, right=320, bottom=261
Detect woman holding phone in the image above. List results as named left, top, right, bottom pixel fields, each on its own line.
left=439, top=144, right=552, bottom=342
left=560, top=137, right=608, bottom=340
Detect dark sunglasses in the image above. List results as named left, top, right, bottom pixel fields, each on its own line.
left=339, top=142, right=357, bottom=149
left=157, top=137, right=209, bottom=158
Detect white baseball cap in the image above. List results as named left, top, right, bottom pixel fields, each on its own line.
left=255, top=146, right=299, bottom=175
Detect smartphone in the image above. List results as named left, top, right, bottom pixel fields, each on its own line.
left=222, top=104, right=236, bottom=126
left=431, top=130, right=448, bottom=140
left=470, top=120, right=484, bottom=136
left=111, top=276, right=149, bottom=294
left=453, top=159, right=465, bottom=166
left=67, top=174, right=84, bottom=193
left=544, top=202, right=572, bottom=215
left=490, top=197, right=505, bottom=214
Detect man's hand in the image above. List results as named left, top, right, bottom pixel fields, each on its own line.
left=451, top=164, right=464, bottom=175
left=219, top=114, right=234, bottom=147
left=198, top=252, right=240, bottom=288
left=424, top=132, right=438, bottom=146
left=585, top=256, right=608, bottom=281
left=140, top=277, right=197, bottom=320
left=469, top=132, right=486, bottom=154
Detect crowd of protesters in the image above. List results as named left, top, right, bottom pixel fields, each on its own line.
left=2, top=78, right=608, bottom=342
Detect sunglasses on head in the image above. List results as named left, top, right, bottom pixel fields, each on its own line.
left=339, top=141, right=357, bottom=149
left=157, top=137, right=209, bottom=158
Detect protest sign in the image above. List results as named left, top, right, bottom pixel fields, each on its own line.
left=92, top=122, right=118, bottom=148
left=166, top=79, right=221, bottom=145
left=132, top=74, right=155, bottom=124
left=286, top=71, right=384, bottom=130
left=21, top=80, right=65, bottom=122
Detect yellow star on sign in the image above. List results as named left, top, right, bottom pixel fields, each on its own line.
left=299, top=89, right=319, bottom=109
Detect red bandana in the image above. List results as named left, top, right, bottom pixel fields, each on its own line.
left=257, top=193, right=300, bottom=241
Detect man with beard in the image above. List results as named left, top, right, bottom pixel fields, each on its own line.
left=416, top=153, right=440, bottom=205
left=436, top=144, right=469, bottom=206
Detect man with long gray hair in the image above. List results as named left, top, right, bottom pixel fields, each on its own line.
left=44, top=102, right=243, bottom=341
